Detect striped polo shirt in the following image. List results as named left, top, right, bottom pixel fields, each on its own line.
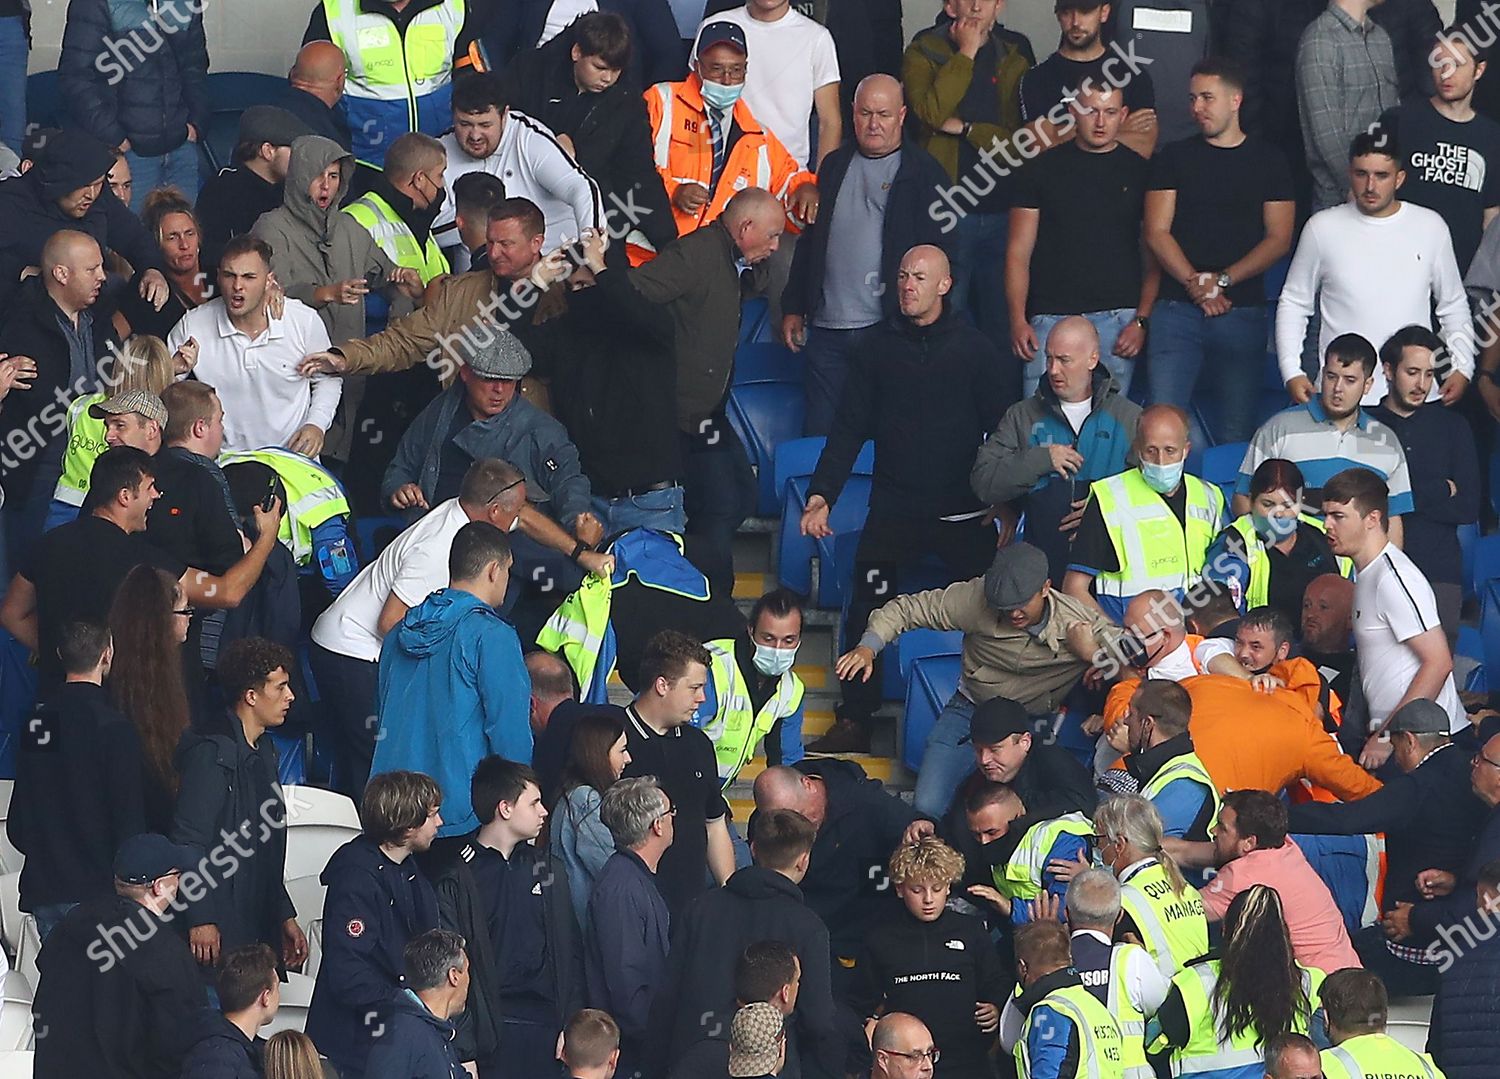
left=1236, top=399, right=1414, bottom=517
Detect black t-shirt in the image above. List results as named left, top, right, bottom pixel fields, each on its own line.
left=1378, top=99, right=1500, bottom=274
left=620, top=704, right=728, bottom=915
left=1069, top=481, right=1187, bottom=575
left=146, top=451, right=243, bottom=575
left=20, top=515, right=186, bottom=686
left=1011, top=141, right=1150, bottom=315
left=1149, top=134, right=1295, bottom=306
left=1019, top=50, right=1155, bottom=125
left=116, top=270, right=195, bottom=342
left=195, top=166, right=285, bottom=270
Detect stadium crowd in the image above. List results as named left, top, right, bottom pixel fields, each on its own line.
left=1, top=0, right=1500, bottom=1075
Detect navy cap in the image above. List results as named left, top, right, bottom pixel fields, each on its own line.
left=965, top=696, right=1031, bottom=746
left=114, top=833, right=197, bottom=885
left=698, top=20, right=748, bottom=55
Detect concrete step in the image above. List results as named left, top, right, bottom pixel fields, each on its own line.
left=738, top=752, right=897, bottom=783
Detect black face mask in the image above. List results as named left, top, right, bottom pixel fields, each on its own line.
left=977, top=837, right=1010, bottom=869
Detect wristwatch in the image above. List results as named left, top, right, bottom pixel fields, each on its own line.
left=570, top=540, right=592, bottom=562
left=1215, top=271, right=1233, bottom=290
left=1133, top=315, right=1148, bottom=329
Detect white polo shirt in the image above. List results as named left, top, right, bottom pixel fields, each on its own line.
left=311, top=498, right=473, bottom=662
left=1353, top=542, right=1465, bottom=732
left=167, top=298, right=339, bottom=454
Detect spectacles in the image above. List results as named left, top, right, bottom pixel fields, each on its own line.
left=1475, top=754, right=1500, bottom=771
left=885, top=1048, right=941, bottom=1065
left=172, top=607, right=196, bottom=617
left=486, top=477, right=524, bottom=505
left=656, top=806, right=678, bottom=822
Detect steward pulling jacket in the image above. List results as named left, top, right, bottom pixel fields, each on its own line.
left=306, top=835, right=441, bottom=1075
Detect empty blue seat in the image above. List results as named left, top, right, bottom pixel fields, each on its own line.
left=1460, top=522, right=1481, bottom=600
left=1457, top=625, right=1488, bottom=694
left=726, top=383, right=807, bottom=515
left=734, top=341, right=802, bottom=386
left=739, top=296, right=770, bottom=344
left=891, top=628, right=964, bottom=700
left=902, top=653, right=962, bottom=772
left=1474, top=534, right=1500, bottom=610
left=776, top=439, right=874, bottom=595
left=202, top=72, right=288, bottom=174
left=1198, top=441, right=1249, bottom=507
left=355, top=514, right=407, bottom=563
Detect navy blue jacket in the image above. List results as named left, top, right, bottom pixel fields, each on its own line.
left=178, top=1009, right=263, bottom=1079
left=58, top=0, right=210, bottom=156
left=306, top=835, right=440, bottom=1075
left=364, top=990, right=466, bottom=1079
left=1432, top=931, right=1500, bottom=1079
left=585, top=849, right=671, bottom=1053
left=781, top=139, right=952, bottom=325
left=1288, top=741, right=1486, bottom=929
left=1412, top=803, right=1500, bottom=941
left=1368, top=402, right=1481, bottom=587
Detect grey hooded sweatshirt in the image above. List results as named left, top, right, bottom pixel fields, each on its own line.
left=251, top=134, right=393, bottom=346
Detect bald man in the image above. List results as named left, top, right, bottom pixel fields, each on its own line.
left=0, top=230, right=117, bottom=564
left=871, top=1013, right=939, bottom=1078
left=282, top=42, right=353, bottom=152
left=973, top=315, right=1142, bottom=583
left=781, top=74, right=952, bottom=435
left=802, top=242, right=1010, bottom=753
left=1062, top=403, right=1227, bottom=624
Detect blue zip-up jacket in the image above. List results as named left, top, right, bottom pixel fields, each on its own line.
left=373, top=588, right=533, bottom=836
left=383, top=383, right=592, bottom=530
left=971, top=367, right=1141, bottom=582
left=364, top=989, right=466, bottom=1079
left=306, top=835, right=441, bottom=1076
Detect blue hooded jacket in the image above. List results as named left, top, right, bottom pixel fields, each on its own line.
left=373, top=588, right=532, bottom=836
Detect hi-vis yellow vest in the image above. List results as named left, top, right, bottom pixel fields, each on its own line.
left=702, top=637, right=804, bottom=788
left=994, top=812, right=1095, bottom=903
left=1016, top=982, right=1125, bottom=1079
left=219, top=448, right=349, bottom=564
left=1104, top=943, right=1153, bottom=1079
left=53, top=392, right=109, bottom=507
left=1140, top=750, right=1221, bottom=836
left=343, top=191, right=450, bottom=284
left=1320, top=1033, right=1444, bottom=1079
left=1091, top=469, right=1224, bottom=599
left=1155, top=958, right=1323, bottom=1078
left=1226, top=514, right=1353, bottom=610
left=1119, top=859, right=1209, bottom=980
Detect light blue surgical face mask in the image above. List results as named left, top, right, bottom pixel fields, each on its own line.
left=1140, top=459, right=1184, bottom=495
left=753, top=643, right=798, bottom=677
left=700, top=78, right=745, bottom=111
left=1251, top=511, right=1298, bottom=543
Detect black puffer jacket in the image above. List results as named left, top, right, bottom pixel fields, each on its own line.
left=178, top=1009, right=262, bottom=1079
left=58, top=0, right=210, bottom=157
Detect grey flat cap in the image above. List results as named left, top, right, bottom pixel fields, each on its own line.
left=984, top=542, right=1049, bottom=611
left=467, top=330, right=533, bottom=379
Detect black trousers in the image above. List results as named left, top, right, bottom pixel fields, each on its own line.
left=840, top=507, right=996, bottom=721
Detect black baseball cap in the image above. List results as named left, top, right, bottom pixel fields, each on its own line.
left=965, top=696, right=1031, bottom=746
left=114, top=833, right=197, bottom=885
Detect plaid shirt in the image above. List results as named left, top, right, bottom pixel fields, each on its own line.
left=1295, top=2, right=1399, bottom=210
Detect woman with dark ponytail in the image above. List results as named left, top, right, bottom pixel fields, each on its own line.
left=1153, top=884, right=1327, bottom=1078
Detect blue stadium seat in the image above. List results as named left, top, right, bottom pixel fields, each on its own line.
left=775, top=439, right=873, bottom=597
left=1483, top=582, right=1500, bottom=686
left=1473, top=534, right=1500, bottom=610
left=739, top=296, right=770, bottom=345
left=1457, top=625, right=1488, bottom=694
left=734, top=341, right=802, bottom=386
left=1198, top=441, right=1249, bottom=507
left=355, top=514, right=406, bottom=563
left=902, top=653, right=962, bottom=772
left=1460, top=522, right=1481, bottom=601
left=202, top=72, right=286, bottom=173
left=892, top=628, right=964, bottom=700
left=726, top=383, right=806, bottom=515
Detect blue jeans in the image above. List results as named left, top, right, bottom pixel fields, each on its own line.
left=1026, top=309, right=1138, bottom=399
left=949, top=212, right=1014, bottom=390
left=591, top=484, right=686, bottom=537
left=0, top=17, right=27, bottom=153
left=912, top=692, right=977, bottom=818
left=1146, top=300, right=1267, bottom=444
left=802, top=323, right=877, bottom=437
left=126, top=141, right=201, bottom=209
left=34, top=901, right=77, bottom=944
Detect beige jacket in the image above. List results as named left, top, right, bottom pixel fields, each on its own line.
left=865, top=579, right=1124, bottom=714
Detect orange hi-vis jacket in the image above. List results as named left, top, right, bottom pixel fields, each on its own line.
left=644, top=74, right=815, bottom=240
left=1104, top=674, right=1381, bottom=803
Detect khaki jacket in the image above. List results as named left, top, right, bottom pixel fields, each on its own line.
left=865, top=579, right=1122, bottom=714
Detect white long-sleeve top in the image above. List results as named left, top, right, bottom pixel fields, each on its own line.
left=432, top=109, right=604, bottom=255
left=168, top=298, right=340, bottom=454
left=1274, top=200, right=1474, bottom=404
